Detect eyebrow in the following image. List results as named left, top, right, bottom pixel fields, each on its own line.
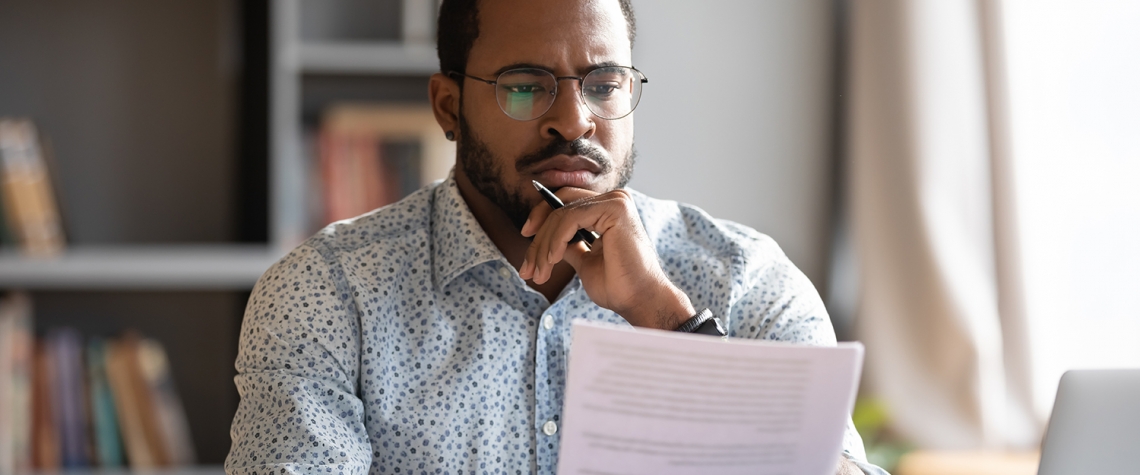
left=490, top=60, right=627, bottom=77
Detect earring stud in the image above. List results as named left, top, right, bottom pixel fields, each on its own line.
left=445, top=131, right=455, bottom=141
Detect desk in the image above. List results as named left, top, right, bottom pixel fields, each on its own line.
left=897, top=451, right=1039, bottom=475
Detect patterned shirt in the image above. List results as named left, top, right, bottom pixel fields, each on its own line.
left=225, top=174, right=887, bottom=475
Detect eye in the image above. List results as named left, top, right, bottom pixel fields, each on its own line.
left=584, top=83, right=620, bottom=97
left=503, top=84, right=547, bottom=94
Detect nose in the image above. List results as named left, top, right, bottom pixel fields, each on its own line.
left=538, top=80, right=596, bottom=142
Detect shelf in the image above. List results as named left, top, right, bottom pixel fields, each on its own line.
left=298, top=41, right=439, bottom=75
left=0, top=245, right=285, bottom=290
left=26, top=466, right=224, bottom=475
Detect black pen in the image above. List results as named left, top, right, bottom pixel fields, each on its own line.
left=531, top=180, right=598, bottom=247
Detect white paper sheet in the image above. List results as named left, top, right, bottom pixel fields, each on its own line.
left=556, top=320, right=864, bottom=475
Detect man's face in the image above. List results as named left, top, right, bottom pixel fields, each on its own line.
left=457, top=0, right=636, bottom=228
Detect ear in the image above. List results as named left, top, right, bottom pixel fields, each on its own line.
left=429, top=72, right=461, bottom=141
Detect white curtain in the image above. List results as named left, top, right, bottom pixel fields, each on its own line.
left=846, top=0, right=1036, bottom=449
left=847, top=0, right=1140, bottom=449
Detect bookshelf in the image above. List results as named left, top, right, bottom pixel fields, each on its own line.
left=0, top=0, right=441, bottom=468
left=270, top=0, right=442, bottom=250
left=297, top=42, right=440, bottom=75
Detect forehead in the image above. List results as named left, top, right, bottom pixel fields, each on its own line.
left=468, top=0, right=631, bottom=74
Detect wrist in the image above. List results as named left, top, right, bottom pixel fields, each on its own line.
left=619, top=282, right=695, bottom=330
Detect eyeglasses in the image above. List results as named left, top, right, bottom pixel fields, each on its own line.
left=448, top=66, right=648, bottom=121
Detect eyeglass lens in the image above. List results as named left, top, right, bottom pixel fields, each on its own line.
left=494, top=67, right=643, bottom=121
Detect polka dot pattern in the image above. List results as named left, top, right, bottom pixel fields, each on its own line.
left=225, top=175, right=881, bottom=475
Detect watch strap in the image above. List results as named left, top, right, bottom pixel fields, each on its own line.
left=670, top=307, right=715, bottom=332
left=693, top=315, right=727, bottom=336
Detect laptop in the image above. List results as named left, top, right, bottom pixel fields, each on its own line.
left=1037, top=368, right=1140, bottom=475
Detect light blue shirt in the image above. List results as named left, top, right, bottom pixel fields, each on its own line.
left=225, top=174, right=886, bottom=475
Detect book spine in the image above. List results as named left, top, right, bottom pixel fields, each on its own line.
left=31, top=342, right=60, bottom=470
left=87, top=338, right=124, bottom=467
left=0, top=294, right=34, bottom=471
left=9, top=295, right=33, bottom=472
left=359, top=132, right=389, bottom=213
left=0, top=119, right=65, bottom=256
left=0, top=181, right=15, bottom=246
left=137, top=339, right=196, bottom=465
left=104, top=339, right=155, bottom=469
left=0, top=294, right=13, bottom=474
left=120, top=334, right=170, bottom=466
left=48, top=328, right=91, bottom=468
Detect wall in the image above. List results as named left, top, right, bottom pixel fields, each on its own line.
left=0, top=0, right=239, bottom=244
left=629, top=0, right=837, bottom=291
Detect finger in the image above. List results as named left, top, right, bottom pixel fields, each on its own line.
left=559, top=238, right=591, bottom=270
left=529, top=189, right=624, bottom=283
left=532, top=206, right=585, bottom=283
left=521, top=186, right=597, bottom=237
left=520, top=200, right=552, bottom=238
left=543, top=196, right=626, bottom=266
left=552, top=186, right=597, bottom=205
left=528, top=208, right=565, bottom=284
left=532, top=207, right=575, bottom=284
left=519, top=254, right=534, bottom=280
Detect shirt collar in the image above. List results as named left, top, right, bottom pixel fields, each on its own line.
left=431, top=172, right=507, bottom=289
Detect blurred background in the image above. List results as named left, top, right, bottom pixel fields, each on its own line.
left=0, top=0, right=1137, bottom=473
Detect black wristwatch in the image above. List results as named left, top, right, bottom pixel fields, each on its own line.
left=675, top=308, right=727, bottom=337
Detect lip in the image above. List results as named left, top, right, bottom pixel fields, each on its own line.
left=526, top=155, right=604, bottom=188
left=535, top=169, right=598, bottom=188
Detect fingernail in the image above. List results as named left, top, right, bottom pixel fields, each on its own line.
left=521, top=218, right=531, bottom=235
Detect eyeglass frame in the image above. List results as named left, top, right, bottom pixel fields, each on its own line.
left=446, top=65, right=649, bottom=121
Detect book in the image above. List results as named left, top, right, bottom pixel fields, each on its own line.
left=87, top=338, right=124, bottom=467
left=0, top=292, right=34, bottom=474
left=104, top=337, right=162, bottom=469
left=0, top=294, right=14, bottom=473
left=315, top=105, right=456, bottom=228
left=0, top=183, right=15, bottom=246
left=46, top=328, right=91, bottom=468
left=137, top=338, right=196, bottom=465
left=9, top=326, right=194, bottom=470
left=0, top=118, right=65, bottom=256
left=119, top=334, right=170, bottom=467
left=31, top=341, right=60, bottom=470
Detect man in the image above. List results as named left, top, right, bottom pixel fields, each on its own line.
left=225, top=0, right=886, bottom=474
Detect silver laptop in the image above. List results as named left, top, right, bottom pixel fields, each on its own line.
left=1037, top=369, right=1140, bottom=475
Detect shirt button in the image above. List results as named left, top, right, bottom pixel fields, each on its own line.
left=542, top=420, right=558, bottom=436
left=498, top=267, right=511, bottom=279
left=543, top=314, right=554, bottom=330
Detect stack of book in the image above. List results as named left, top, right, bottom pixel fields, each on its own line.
left=312, top=104, right=456, bottom=227
left=0, top=292, right=195, bottom=473
left=0, top=118, right=66, bottom=256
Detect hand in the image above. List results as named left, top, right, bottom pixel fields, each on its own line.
left=518, top=187, right=695, bottom=329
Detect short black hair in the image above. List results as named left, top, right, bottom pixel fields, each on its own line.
left=437, top=0, right=637, bottom=77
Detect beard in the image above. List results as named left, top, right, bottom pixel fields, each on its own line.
left=457, top=111, right=637, bottom=229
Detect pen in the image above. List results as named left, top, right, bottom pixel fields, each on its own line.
left=531, top=180, right=599, bottom=247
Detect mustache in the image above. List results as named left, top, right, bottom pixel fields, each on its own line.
left=515, top=138, right=612, bottom=174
